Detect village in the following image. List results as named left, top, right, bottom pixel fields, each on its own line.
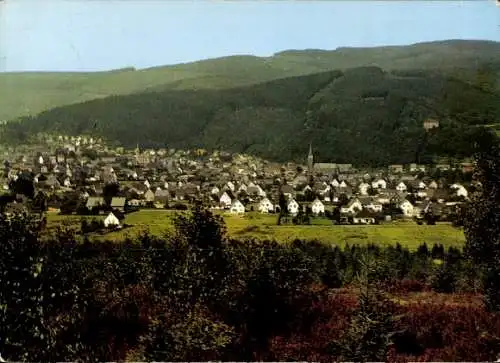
left=0, top=129, right=474, bottom=233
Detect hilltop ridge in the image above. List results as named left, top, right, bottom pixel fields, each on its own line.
left=2, top=39, right=499, bottom=123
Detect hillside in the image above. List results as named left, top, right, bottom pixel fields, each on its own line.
left=6, top=65, right=500, bottom=166
left=2, top=39, right=500, bottom=123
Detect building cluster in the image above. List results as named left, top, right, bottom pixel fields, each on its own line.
left=0, top=134, right=475, bottom=225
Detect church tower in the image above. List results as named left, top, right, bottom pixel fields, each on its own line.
left=307, top=143, right=314, bottom=182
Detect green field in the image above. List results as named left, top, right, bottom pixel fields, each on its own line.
left=46, top=210, right=465, bottom=250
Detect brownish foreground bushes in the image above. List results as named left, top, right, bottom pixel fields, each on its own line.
left=0, top=206, right=499, bottom=362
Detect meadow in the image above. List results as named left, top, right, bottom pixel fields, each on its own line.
left=46, top=209, right=465, bottom=249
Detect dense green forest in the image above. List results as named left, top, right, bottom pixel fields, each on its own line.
left=2, top=39, right=500, bottom=123
left=5, top=64, right=500, bottom=165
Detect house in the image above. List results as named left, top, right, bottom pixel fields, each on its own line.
left=229, top=199, right=245, bottom=214
left=226, top=181, right=235, bottom=192
left=247, top=184, right=266, bottom=198
left=372, top=178, right=387, bottom=189
left=358, top=182, right=371, bottom=195
left=144, top=189, right=155, bottom=203
left=311, top=198, right=325, bottom=215
left=427, top=188, right=451, bottom=203
left=423, top=118, right=439, bottom=131
left=302, top=184, right=312, bottom=193
left=399, top=199, right=415, bottom=217
left=428, top=180, right=438, bottom=189
left=331, top=179, right=340, bottom=188
left=292, top=174, right=308, bottom=187
left=359, top=197, right=383, bottom=213
left=287, top=198, right=300, bottom=215
left=389, top=165, right=404, bottom=174
left=219, top=191, right=232, bottom=209
left=435, top=164, right=451, bottom=171
left=258, top=198, right=274, bottom=213
left=154, top=189, right=170, bottom=203
left=86, top=197, right=104, bottom=210
left=110, top=197, right=127, bottom=212
left=341, top=197, right=363, bottom=214
left=450, top=183, right=468, bottom=198
left=461, top=162, right=474, bottom=174
left=337, top=164, right=353, bottom=173
left=281, top=184, right=295, bottom=199
left=314, top=163, right=338, bottom=175
left=353, top=209, right=377, bottom=225
left=45, top=175, right=61, bottom=189
left=396, top=181, right=407, bottom=192
left=104, top=212, right=121, bottom=228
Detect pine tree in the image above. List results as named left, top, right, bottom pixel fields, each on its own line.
left=463, top=129, right=500, bottom=310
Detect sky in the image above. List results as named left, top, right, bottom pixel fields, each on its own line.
left=1, top=0, right=499, bottom=72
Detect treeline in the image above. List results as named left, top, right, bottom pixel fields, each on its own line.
left=4, top=66, right=500, bottom=165
left=0, top=205, right=495, bottom=362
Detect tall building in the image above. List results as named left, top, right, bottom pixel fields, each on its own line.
left=307, top=143, right=314, bottom=181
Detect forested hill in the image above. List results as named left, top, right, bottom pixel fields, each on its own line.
left=2, top=39, right=500, bottom=123
left=5, top=65, right=500, bottom=166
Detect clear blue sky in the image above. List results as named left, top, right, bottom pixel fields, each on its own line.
left=1, top=0, right=499, bottom=72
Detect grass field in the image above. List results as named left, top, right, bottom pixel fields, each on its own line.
left=46, top=210, right=465, bottom=250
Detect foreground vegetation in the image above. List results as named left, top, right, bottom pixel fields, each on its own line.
left=0, top=206, right=494, bottom=362
left=0, top=127, right=498, bottom=361
left=46, top=210, right=465, bottom=249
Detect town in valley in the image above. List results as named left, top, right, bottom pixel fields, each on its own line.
left=1, top=118, right=472, bottom=238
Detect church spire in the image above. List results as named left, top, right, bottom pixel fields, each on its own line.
left=307, top=142, right=314, bottom=182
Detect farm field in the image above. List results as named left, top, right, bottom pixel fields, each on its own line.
left=46, top=209, right=465, bottom=250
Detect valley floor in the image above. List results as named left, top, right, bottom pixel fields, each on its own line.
left=46, top=209, right=465, bottom=249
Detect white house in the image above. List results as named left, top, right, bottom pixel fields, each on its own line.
left=311, top=198, right=325, bottom=215
left=331, top=179, right=340, bottom=188
left=144, top=180, right=151, bottom=189
left=396, top=182, right=407, bottom=192
left=451, top=183, right=468, bottom=198
left=364, top=201, right=383, bottom=213
left=229, top=199, right=245, bottom=214
left=399, top=199, right=415, bottom=217
left=428, top=180, right=438, bottom=189
left=211, top=186, right=220, bottom=195
left=417, top=181, right=427, bottom=189
left=255, top=185, right=267, bottom=197
left=339, top=180, right=348, bottom=188
left=237, top=183, right=248, bottom=193
left=226, top=181, right=235, bottom=192
left=258, top=198, right=274, bottom=213
left=104, top=212, right=121, bottom=228
left=219, top=192, right=232, bottom=209
left=371, top=178, right=387, bottom=189
left=341, top=198, right=363, bottom=214
left=416, top=190, right=428, bottom=199
left=358, top=182, right=371, bottom=195
left=353, top=210, right=377, bottom=225
left=287, top=198, right=300, bottom=215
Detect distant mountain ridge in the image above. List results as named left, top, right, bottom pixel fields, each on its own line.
left=5, top=61, right=500, bottom=165
left=1, top=39, right=500, bottom=123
